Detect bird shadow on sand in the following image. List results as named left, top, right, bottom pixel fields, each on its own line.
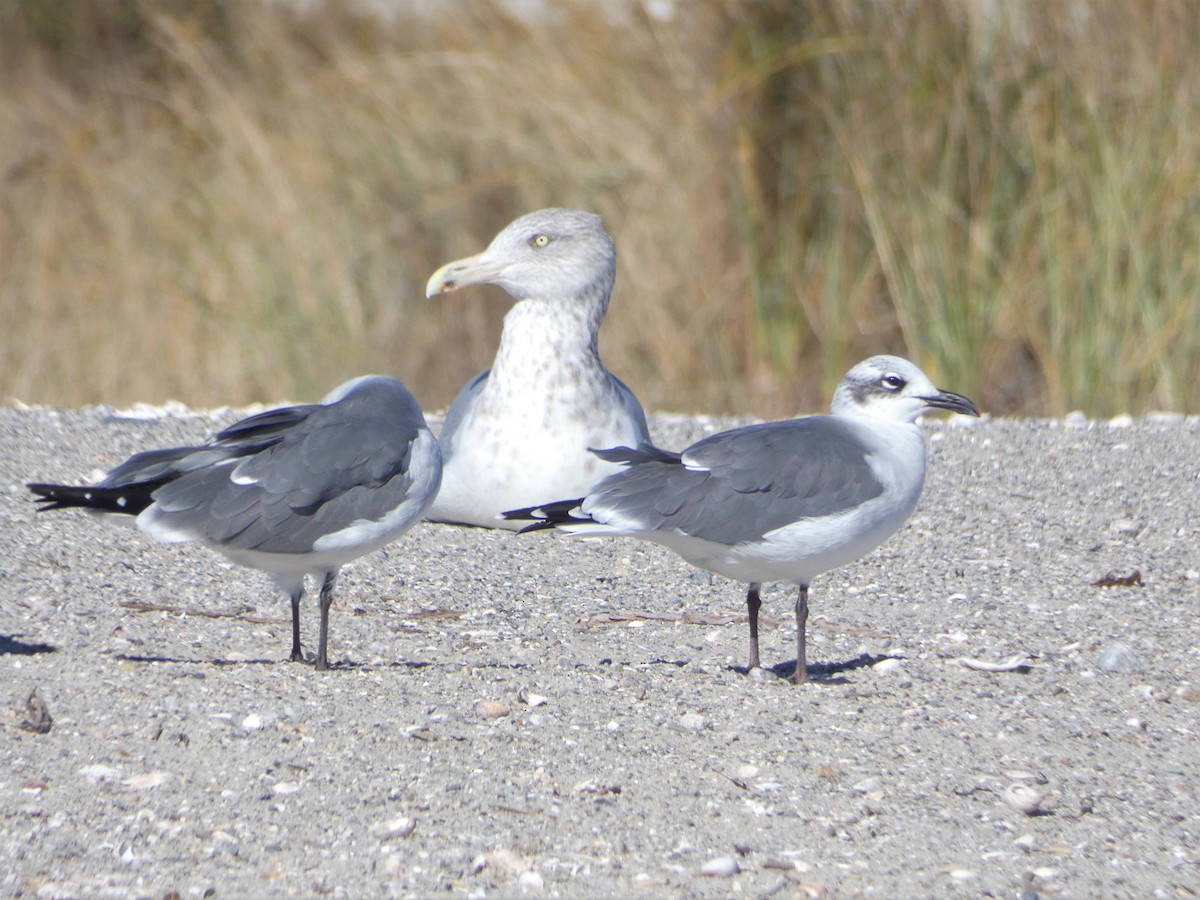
left=1, top=634, right=57, bottom=656
left=749, top=652, right=902, bottom=685
left=109, top=653, right=467, bottom=673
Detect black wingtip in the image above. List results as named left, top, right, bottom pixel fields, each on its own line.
left=501, top=504, right=558, bottom=534
left=516, top=519, right=559, bottom=535
left=501, top=504, right=539, bottom=521
left=502, top=498, right=590, bottom=533
left=27, top=482, right=74, bottom=512
left=26, top=480, right=151, bottom=516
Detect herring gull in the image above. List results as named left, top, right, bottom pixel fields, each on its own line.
left=425, top=208, right=650, bottom=529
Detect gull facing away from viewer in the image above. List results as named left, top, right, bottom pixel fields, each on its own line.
left=28, top=375, right=442, bottom=670
left=425, top=208, right=650, bottom=529
left=505, top=356, right=979, bottom=684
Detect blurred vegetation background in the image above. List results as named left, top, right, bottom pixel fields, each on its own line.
left=2, top=0, right=1199, bottom=418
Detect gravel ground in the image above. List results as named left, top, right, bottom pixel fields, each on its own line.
left=1, top=403, right=1198, bottom=898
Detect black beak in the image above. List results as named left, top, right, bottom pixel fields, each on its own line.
left=922, top=389, right=981, bottom=417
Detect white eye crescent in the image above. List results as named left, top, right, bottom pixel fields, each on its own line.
left=882, top=374, right=906, bottom=391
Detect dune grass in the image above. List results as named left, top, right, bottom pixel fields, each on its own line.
left=2, top=0, right=1199, bottom=417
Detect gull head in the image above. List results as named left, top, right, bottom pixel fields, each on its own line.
left=831, top=355, right=980, bottom=423
left=425, top=208, right=617, bottom=304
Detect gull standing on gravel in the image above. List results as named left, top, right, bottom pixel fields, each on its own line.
left=505, top=356, right=979, bottom=684
left=28, top=375, right=442, bottom=670
left=425, top=208, right=650, bottom=529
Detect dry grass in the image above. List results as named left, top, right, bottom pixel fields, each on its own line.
left=2, top=0, right=1199, bottom=417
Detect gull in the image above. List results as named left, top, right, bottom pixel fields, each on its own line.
left=504, top=356, right=979, bottom=684
left=28, top=375, right=442, bottom=669
left=425, top=207, right=650, bottom=529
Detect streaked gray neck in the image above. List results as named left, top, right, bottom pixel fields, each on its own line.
left=489, top=279, right=611, bottom=390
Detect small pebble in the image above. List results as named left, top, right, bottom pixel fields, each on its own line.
left=79, top=765, right=122, bottom=783
left=1107, top=517, right=1143, bottom=535
left=517, top=870, right=544, bottom=894
left=476, top=700, right=510, bottom=720
left=676, top=712, right=706, bottom=732
left=474, top=848, right=528, bottom=880
left=873, top=658, right=904, bottom=674
left=377, top=854, right=404, bottom=878
left=1003, top=783, right=1046, bottom=815
left=371, top=816, right=415, bottom=840
left=241, top=713, right=265, bottom=732
left=749, top=667, right=782, bottom=684
left=123, top=771, right=171, bottom=791
left=699, top=855, right=739, bottom=877
left=1095, top=642, right=1145, bottom=674
left=852, top=777, right=882, bottom=794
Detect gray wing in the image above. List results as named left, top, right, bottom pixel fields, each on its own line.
left=436, top=369, right=489, bottom=460
left=147, top=385, right=430, bottom=554
left=585, top=418, right=884, bottom=545
left=610, top=373, right=651, bottom=443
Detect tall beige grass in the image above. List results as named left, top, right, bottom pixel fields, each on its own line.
left=2, top=0, right=1199, bottom=417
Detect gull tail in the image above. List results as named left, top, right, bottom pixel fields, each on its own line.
left=502, top=498, right=590, bottom=534
left=28, top=481, right=156, bottom=516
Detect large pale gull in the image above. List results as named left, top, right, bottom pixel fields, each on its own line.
left=29, top=375, right=442, bottom=669
left=425, top=208, right=650, bottom=529
left=505, top=356, right=979, bottom=684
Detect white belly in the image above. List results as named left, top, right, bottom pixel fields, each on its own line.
left=429, top=407, right=642, bottom=529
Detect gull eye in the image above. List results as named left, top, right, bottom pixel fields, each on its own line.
left=881, top=373, right=906, bottom=392
left=531, top=233, right=551, bottom=248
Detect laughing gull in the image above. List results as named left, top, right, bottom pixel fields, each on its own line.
left=425, top=208, right=650, bottom=529
left=28, top=375, right=442, bottom=669
left=505, top=356, right=979, bottom=684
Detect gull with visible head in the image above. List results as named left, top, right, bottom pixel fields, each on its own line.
left=28, top=375, right=442, bottom=669
left=505, top=356, right=979, bottom=684
left=425, top=208, right=650, bottom=529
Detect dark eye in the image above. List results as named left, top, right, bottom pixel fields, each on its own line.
left=881, top=373, right=906, bottom=392
left=530, top=233, right=551, bottom=248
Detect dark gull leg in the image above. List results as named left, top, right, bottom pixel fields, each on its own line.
left=315, top=570, right=338, bottom=670
left=792, top=584, right=810, bottom=685
left=745, top=583, right=763, bottom=672
left=289, top=586, right=304, bottom=663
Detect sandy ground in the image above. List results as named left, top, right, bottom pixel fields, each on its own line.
left=1, top=404, right=1198, bottom=898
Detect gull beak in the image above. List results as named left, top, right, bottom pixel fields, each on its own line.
left=425, top=252, right=507, bottom=298
left=922, top=389, right=981, bottom=418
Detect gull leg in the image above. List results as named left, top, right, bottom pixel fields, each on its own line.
left=289, top=586, right=304, bottom=662
left=745, top=583, right=763, bottom=671
left=792, top=584, right=810, bottom=685
left=315, top=570, right=338, bottom=670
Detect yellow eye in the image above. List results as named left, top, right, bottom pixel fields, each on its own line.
left=531, top=233, right=551, bottom=248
